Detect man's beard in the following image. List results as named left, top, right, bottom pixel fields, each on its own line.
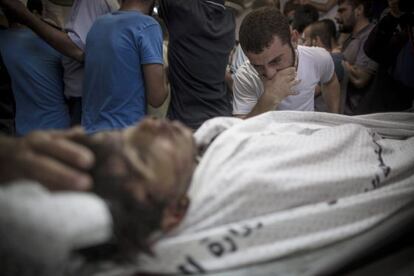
left=338, top=14, right=355, bottom=34
left=338, top=23, right=353, bottom=33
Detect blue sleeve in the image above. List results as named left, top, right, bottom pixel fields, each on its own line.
left=139, top=24, right=164, bottom=65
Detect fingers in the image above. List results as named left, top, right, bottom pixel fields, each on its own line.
left=15, top=128, right=96, bottom=191
left=289, top=78, right=301, bottom=95
left=26, top=130, right=95, bottom=171
left=19, top=152, right=92, bottom=191
left=279, top=67, right=296, bottom=75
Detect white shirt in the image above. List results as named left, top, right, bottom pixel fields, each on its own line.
left=233, top=46, right=334, bottom=115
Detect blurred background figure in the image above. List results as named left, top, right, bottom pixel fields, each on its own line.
left=291, top=3, right=319, bottom=43
left=335, top=0, right=378, bottom=115
left=0, top=0, right=71, bottom=136
left=358, top=0, right=414, bottom=113
left=0, top=6, right=13, bottom=135
left=159, top=0, right=236, bottom=130
left=41, top=0, right=73, bottom=29
left=304, top=19, right=346, bottom=112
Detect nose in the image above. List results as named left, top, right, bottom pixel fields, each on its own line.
left=262, top=66, right=277, bottom=80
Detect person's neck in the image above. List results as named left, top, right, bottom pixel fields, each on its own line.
left=352, top=18, right=369, bottom=36
left=331, top=39, right=341, bottom=53
left=120, top=2, right=150, bottom=15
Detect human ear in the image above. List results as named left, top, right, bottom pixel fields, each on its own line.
left=315, top=37, right=323, bottom=48
left=355, top=4, right=363, bottom=17
left=161, top=196, right=190, bottom=232
left=290, top=29, right=300, bottom=48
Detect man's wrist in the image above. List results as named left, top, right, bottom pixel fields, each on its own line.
left=263, top=89, right=282, bottom=108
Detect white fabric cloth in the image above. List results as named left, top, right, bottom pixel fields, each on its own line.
left=136, top=111, right=414, bottom=274
left=0, top=182, right=112, bottom=267
left=2, top=111, right=414, bottom=275
left=62, top=0, right=119, bottom=98
left=233, top=46, right=334, bottom=115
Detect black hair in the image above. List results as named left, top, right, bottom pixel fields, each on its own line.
left=27, top=0, right=42, bottom=14
left=283, top=0, right=299, bottom=16
left=291, top=4, right=319, bottom=33
left=309, top=19, right=337, bottom=50
left=239, top=7, right=290, bottom=54
left=338, top=0, right=373, bottom=19
left=251, top=0, right=279, bottom=10
left=71, top=136, right=165, bottom=262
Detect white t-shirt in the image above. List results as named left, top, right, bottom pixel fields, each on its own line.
left=233, top=46, right=334, bottom=115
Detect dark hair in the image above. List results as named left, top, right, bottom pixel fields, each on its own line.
left=72, top=136, right=165, bottom=262
left=309, top=19, right=337, bottom=50
left=291, top=4, right=319, bottom=33
left=338, top=0, right=373, bottom=19
left=283, top=1, right=299, bottom=16
left=251, top=0, right=279, bottom=10
left=27, top=0, right=42, bottom=14
left=239, top=7, right=290, bottom=54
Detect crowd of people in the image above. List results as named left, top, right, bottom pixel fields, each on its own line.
left=0, top=0, right=412, bottom=137
left=0, top=0, right=413, bottom=275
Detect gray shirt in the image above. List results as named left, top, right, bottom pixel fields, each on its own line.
left=342, top=23, right=378, bottom=114
left=342, top=23, right=378, bottom=74
left=62, top=0, right=119, bottom=98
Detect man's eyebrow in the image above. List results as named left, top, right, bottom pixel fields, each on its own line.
left=251, top=54, right=283, bottom=67
left=269, top=55, right=283, bottom=64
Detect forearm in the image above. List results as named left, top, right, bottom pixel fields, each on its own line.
left=144, top=64, right=168, bottom=108
left=21, top=12, right=84, bottom=62
left=246, top=92, right=280, bottom=119
left=347, top=65, right=373, bottom=89
left=321, top=77, right=340, bottom=113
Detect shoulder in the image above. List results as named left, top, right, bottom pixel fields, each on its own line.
left=359, top=23, right=376, bottom=40
left=298, top=46, right=332, bottom=66
left=234, top=62, right=260, bottom=87
left=298, top=45, right=330, bottom=59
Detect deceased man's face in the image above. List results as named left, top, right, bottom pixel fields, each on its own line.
left=78, top=118, right=197, bottom=256
left=91, top=117, right=197, bottom=205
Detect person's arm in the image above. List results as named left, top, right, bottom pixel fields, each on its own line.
left=0, top=128, right=94, bottom=190
left=143, top=63, right=168, bottom=108
left=0, top=0, right=84, bottom=62
left=321, top=72, right=340, bottom=113
left=248, top=67, right=300, bottom=118
left=342, top=61, right=374, bottom=89
left=233, top=66, right=299, bottom=119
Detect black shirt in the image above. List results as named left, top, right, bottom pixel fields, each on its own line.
left=159, top=0, right=235, bottom=129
